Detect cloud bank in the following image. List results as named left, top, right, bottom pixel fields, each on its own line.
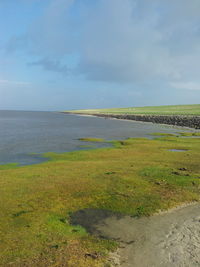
left=6, top=0, right=199, bottom=87
left=1, top=0, right=200, bottom=111
left=28, top=58, right=69, bottom=74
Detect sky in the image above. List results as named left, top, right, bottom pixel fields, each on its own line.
left=0, top=0, right=200, bottom=111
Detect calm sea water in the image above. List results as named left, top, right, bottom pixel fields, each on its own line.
left=0, top=111, right=196, bottom=165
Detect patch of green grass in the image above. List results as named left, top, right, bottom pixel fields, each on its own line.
left=47, top=214, right=87, bottom=237
left=0, top=133, right=199, bottom=266
left=66, top=104, right=200, bottom=116
left=140, top=166, right=199, bottom=188
left=0, top=163, right=19, bottom=170
left=150, top=133, right=178, bottom=137
left=179, top=132, right=200, bottom=137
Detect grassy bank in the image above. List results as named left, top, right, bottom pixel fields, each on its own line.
left=0, top=134, right=200, bottom=266
left=66, top=104, right=200, bottom=116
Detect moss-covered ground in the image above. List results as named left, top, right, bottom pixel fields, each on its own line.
left=0, top=134, right=200, bottom=266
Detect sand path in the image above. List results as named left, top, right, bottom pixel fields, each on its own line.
left=71, top=203, right=200, bottom=267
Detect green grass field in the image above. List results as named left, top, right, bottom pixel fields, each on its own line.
left=66, top=104, right=200, bottom=116
left=0, top=133, right=200, bottom=266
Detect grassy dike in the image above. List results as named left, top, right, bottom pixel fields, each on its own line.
left=65, top=104, right=200, bottom=129
left=66, top=104, right=200, bottom=116
left=0, top=133, right=200, bottom=266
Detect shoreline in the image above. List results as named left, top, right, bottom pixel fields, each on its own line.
left=63, top=112, right=200, bottom=131
left=63, top=112, right=200, bottom=129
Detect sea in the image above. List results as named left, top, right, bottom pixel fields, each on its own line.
left=0, top=110, right=197, bottom=165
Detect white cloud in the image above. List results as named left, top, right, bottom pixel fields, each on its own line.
left=0, top=79, right=30, bottom=86
left=170, top=81, right=200, bottom=91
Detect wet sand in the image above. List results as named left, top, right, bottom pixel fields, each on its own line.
left=71, top=203, right=200, bottom=267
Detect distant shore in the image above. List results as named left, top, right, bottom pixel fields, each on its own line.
left=63, top=112, right=200, bottom=129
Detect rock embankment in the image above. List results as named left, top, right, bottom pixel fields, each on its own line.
left=86, top=114, right=200, bottom=129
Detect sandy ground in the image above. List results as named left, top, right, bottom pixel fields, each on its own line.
left=71, top=203, right=200, bottom=267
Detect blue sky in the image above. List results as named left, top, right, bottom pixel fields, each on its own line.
left=0, top=0, right=200, bottom=111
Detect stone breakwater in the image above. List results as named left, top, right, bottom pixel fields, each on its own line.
left=67, top=113, right=200, bottom=129
left=94, top=114, right=200, bottom=129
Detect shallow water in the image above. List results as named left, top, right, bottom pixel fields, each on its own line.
left=0, top=110, right=197, bottom=165
left=169, top=149, right=188, bottom=152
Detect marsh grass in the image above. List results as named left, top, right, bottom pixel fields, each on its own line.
left=179, top=132, right=200, bottom=137
left=0, top=134, right=199, bottom=266
left=150, top=133, right=178, bottom=137
left=0, top=163, right=19, bottom=170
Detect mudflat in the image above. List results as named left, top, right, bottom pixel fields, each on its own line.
left=72, top=203, right=200, bottom=267
left=99, top=203, right=200, bottom=267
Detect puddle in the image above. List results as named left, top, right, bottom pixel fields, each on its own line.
left=70, top=209, right=123, bottom=235
left=169, top=149, right=188, bottom=152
